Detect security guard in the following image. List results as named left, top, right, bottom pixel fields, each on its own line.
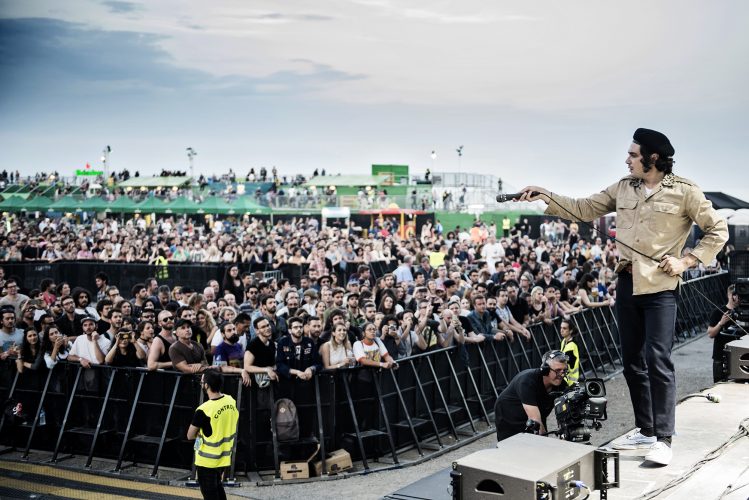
left=187, top=371, right=238, bottom=500
left=559, top=319, right=580, bottom=386
left=519, top=128, right=728, bottom=466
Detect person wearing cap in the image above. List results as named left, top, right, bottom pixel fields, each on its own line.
left=301, top=288, right=319, bottom=316
left=345, top=292, right=361, bottom=326
left=518, top=128, right=728, bottom=465
left=169, top=318, right=213, bottom=374
left=68, top=316, right=111, bottom=368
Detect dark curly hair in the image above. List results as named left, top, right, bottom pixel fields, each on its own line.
left=639, top=144, right=674, bottom=174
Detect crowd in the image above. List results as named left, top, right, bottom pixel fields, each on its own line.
left=0, top=206, right=724, bottom=451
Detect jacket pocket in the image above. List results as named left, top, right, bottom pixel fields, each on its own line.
left=650, top=201, right=681, bottom=232
left=616, top=198, right=638, bottom=229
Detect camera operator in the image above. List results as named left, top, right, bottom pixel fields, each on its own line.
left=707, top=284, right=741, bottom=382
left=495, top=350, right=568, bottom=442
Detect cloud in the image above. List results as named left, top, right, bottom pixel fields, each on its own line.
left=101, top=1, right=141, bottom=14
left=0, top=17, right=365, bottom=105
left=249, top=12, right=334, bottom=22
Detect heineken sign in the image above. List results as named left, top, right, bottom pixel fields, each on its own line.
left=76, top=163, right=103, bottom=176
left=76, top=169, right=103, bottom=176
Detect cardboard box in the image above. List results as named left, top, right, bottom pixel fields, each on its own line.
left=280, top=445, right=319, bottom=480
left=313, top=449, right=353, bottom=476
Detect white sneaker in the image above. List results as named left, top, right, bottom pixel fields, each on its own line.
left=611, top=429, right=657, bottom=450
left=644, top=441, right=672, bottom=465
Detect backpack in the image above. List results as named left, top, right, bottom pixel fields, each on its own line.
left=274, top=398, right=299, bottom=442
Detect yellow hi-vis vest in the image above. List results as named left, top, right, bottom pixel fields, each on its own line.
left=194, top=395, right=239, bottom=468
left=561, top=338, right=580, bottom=387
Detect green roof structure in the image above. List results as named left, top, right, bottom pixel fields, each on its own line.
left=197, top=196, right=234, bottom=215
left=48, top=195, right=82, bottom=212
left=135, top=197, right=171, bottom=214
left=0, top=195, right=26, bottom=211
left=105, top=196, right=139, bottom=213
left=22, top=196, right=54, bottom=212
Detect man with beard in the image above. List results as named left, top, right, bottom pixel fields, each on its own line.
left=276, top=290, right=301, bottom=320
left=55, top=296, right=85, bottom=340
left=96, top=299, right=113, bottom=334
left=303, top=315, right=324, bottom=348
left=213, top=322, right=248, bottom=374
left=68, top=316, right=111, bottom=368
left=345, top=292, right=361, bottom=326
left=250, top=294, right=286, bottom=340
left=103, top=308, right=123, bottom=347
left=72, top=288, right=99, bottom=320
left=239, top=284, right=260, bottom=314
left=130, top=283, right=149, bottom=318
left=535, top=264, right=563, bottom=290
left=147, top=310, right=176, bottom=370
left=275, top=316, right=321, bottom=437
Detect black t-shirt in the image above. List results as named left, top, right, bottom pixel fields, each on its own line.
left=496, top=368, right=556, bottom=431
left=508, top=298, right=529, bottom=324
left=247, top=336, right=276, bottom=367
left=709, top=306, right=736, bottom=361
left=110, top=344, right=143, bottom=368
left=191, top=394, right=229, bottom=438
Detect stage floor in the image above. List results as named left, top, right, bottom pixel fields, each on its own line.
left=386, top=380, right=749, bottom=500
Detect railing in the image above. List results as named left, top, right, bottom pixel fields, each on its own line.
left=0, top=273, right=726, bottom=483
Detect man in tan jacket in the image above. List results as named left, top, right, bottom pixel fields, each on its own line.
left=518, top=128, right=728, bottom=466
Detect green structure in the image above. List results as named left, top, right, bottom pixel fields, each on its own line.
left=371, top=164, right=409, bottom=184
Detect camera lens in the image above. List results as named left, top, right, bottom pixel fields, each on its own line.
left=586, top=380, right=604, bottom=397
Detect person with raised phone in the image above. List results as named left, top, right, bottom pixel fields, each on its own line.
left=515, top=128, right=728, bottom=466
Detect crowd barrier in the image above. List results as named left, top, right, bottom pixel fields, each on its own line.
left=0, top=274, right=728, bottom=480
left=0, top=272, right=727, bottom=482
left=2, top=260, right=399, bottom=295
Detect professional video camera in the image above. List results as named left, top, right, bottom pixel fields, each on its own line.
left=727, top=278, right=749, bottom=329
left=552, top=379, right=607, bottom=443
left=720, top=278, right=749, bottom=380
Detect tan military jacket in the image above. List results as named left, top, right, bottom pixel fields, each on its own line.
left=544, top=173, right=728, bottom=295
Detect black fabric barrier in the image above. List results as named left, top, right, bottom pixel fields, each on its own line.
left=0, top=272, right=728, bottom=480
left=2, top=259, right=399, bottom=293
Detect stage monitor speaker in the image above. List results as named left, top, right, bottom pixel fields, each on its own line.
left=725, top=337, right=749, bottom=381
left=452, top=434, right=597, bottom=500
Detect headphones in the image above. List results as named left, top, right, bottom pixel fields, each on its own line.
left=540, top=350, right=568, bottom=376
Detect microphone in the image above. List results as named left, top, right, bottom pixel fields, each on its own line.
left=496, top=192, right=539, bottom=203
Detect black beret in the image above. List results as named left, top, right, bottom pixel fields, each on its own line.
left=633, top=128, right=675, bottom=157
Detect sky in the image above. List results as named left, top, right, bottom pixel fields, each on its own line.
left=1, top=1, right=748, bottom=200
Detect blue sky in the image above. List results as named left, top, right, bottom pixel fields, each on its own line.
left=1, top=1, right=748, bottom=200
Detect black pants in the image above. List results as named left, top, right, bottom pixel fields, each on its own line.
left=196, top=466, right=226, bottom=500
left=616, top=271, right=677, bottom=437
